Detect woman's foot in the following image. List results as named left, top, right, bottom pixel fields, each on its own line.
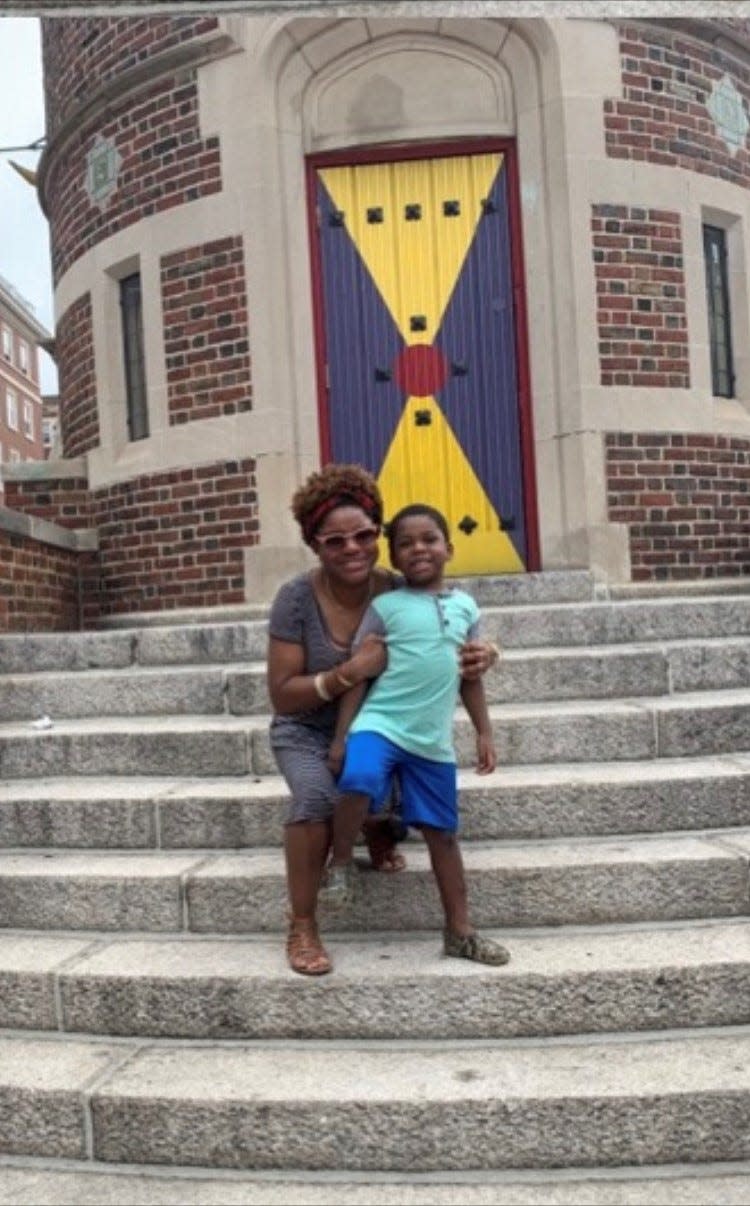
left=443, top=929, right=510, bottom=966
left=364, top=818, right=407, bottom=873
left=286, top=915, right=332, bottom=976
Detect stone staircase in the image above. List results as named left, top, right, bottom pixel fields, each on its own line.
left=1, top=570, right=750, bottom=1205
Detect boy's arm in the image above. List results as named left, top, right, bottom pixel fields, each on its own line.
left=327, top=606, right=388, bottom=775
left=327, top=679, right=369, bottom=774
left=460, top=676, right=496, bottom=774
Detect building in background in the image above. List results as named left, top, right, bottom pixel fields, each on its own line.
left=41, top=393, right=61, bottom=458
left=2, top=11, right=750, bottom=628
left=0, top=274, right=50, bottom=470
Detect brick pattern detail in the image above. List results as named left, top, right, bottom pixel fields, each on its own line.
left=605, top=22, right=750, bottom=182
left=606, top=432, right=750, bottom=579
left=592, top=206, right=689, bottom=388
left=56, top=294, right=100, bottom=458
left=46, top=73, right=222, bottom=283
left=3, top=478, right=92, bottom=530
left=41, top=15, right=219, bottom=138
left=0, top=533, right=83, bottom=632
left=90, top=460, right=258, bottom=616
left=161, top=239, right=252, bottom=424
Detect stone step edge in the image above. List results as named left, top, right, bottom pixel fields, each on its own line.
left=4, top=632, right=750, bottom=679
left=0, top=1154, right=749, bottom=1206
left=2, top=686, right=750, bottom=732
left=2, top=915, right=748, bottom=988
left=0, top=751, right=747, bottom=798
left=0, top=823, right=748, bottom=862
left=4, top=587, right=750, bottom=647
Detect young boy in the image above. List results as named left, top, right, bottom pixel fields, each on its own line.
left=323, top=503, right=510, bottom=966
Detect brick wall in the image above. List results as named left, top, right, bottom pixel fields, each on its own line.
left=42, top=15, right=219, bottom=138
left=592, top=205, right=689, bottom=388
left=56, top=294, right=99, bottom=458
left=90, top=459, right=258, bottom=616
left=0, top=533, right=83, bottom=631
left=3, top=477, right=93, bottom=530
left=606, top=432, right=750, bottom=579
left=46, top=73, right=222, bottom=283
left=161, top=238, right=252, bottom=425
left=606, top=22, right=750, bottom=183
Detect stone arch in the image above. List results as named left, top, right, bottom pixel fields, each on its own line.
left=247, top=15, right=575, bottom=574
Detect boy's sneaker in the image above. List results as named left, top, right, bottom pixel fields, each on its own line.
left=320, top=860, right=359, bottom=910
left=443, top=929, right=510, bottom=966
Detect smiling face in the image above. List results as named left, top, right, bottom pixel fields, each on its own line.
left=388, top=510, right=453, bottom=591
left=312, top=505, right=381, bottom=588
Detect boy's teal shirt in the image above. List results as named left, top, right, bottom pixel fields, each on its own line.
left=350, top=586, right=480, bottom=762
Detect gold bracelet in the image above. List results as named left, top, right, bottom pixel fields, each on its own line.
left=313, top=671, right=333, bottom=701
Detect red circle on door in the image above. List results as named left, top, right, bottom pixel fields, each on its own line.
left=393, top=344, right=449, bottom=397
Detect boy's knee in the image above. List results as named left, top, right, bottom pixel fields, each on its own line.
left=423, top=825, right=458, bottom=848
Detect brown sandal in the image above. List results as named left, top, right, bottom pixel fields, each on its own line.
left=364, top=819, right=407, bottom=873
left=286, top=916, right=332, bottom=976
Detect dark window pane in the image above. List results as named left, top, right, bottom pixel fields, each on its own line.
left=703, top=225, right=734, bottom=399
left=119, top=273, right=149, bottom=440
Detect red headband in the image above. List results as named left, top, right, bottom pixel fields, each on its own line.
left=303, top=491, right=381, bottom=543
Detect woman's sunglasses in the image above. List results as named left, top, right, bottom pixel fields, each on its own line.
left=315, top=526, right=380, bottom=552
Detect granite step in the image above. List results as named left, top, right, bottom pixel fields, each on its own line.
left=2, top=594, right=750, bottom=677
left=1, top=755, right=749, bottom=849
left=1, top=1158, right=750, bottom=1206
left=0, top=830, right=746, bottom=933
left=2, top=1027, right=750, bottom=1171
left=94, top=570, right=599, bottom=627
left=1, top=690, right=749, bottom=778
left=0, top=646, right=669, bottom=721
left=2, top=635, right=750, bottom=723
left=1, top=918, right=747, bottom=1041
left=12, top=1162, right=750, bottom=1206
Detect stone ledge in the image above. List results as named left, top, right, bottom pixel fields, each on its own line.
left=0, top=506, right=97, bottom=553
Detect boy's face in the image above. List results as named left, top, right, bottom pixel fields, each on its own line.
left=390, top=514, right=453, bottom=586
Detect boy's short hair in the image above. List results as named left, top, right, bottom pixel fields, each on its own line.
left=386, top=503, right=450, bottom=558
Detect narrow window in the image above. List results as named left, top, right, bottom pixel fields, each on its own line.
left=6, top=389, right=17, bottom=430
left=119, top=273, right=149, bottom=440
left=22, top=398, right=34, bottom=440
left=18, top=340, right=28, bottom=374
left=703, top=224, right=734, bottom=398
left=1, top=327, right=11, bottom=360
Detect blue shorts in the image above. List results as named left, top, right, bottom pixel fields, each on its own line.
left=337, top=731, right=458, bottom=833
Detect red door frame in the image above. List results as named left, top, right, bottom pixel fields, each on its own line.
left=305, top=137, right=541, bottom=572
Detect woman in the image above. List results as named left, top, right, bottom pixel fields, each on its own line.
left=266, top=463, right=498, bottom=976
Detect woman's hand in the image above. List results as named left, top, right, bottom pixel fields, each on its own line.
left=349, top=633, right=387, bottom=681
left=459, top=639, right=500, bottom=681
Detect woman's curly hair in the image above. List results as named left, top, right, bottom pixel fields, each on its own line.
left=291, top=463, right=383, bottom=545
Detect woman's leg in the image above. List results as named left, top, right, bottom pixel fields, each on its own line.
left=284, top=819, right=331, bottom=917
left=283, top=820, right=332, bottom=975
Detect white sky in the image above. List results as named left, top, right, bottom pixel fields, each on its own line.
left=0, top=16, right=57, bottom=393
